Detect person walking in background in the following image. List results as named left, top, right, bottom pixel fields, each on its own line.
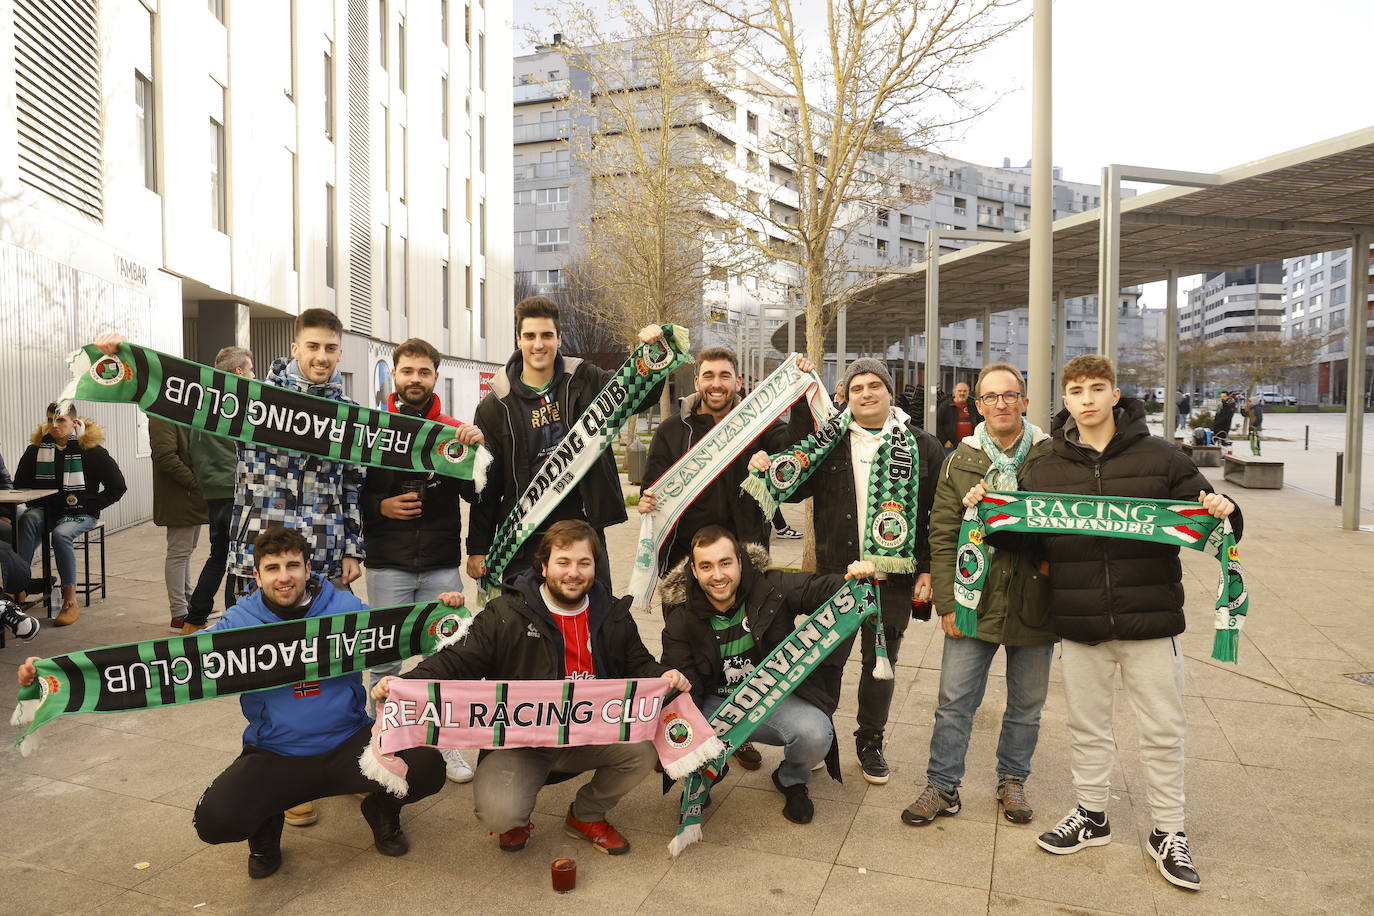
left=1175, top=391, right=1191, bottom=432
left=13, top=401, right=126, bottom=626
left=1210, top=391, right=1236, bottom=443
left=149, top=416, right=208, bottom=632
left=185, top=346, right=255, bottom=635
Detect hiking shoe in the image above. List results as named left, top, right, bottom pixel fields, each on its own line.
left=996, top=774, right=1033, bottom=824
left=498, top=821, right=533, bottom=852
left=855, top=733, right=890, bottom=785
left=565, top=806, right=631, bottom=855
left=442, top=748, right=474, bottom=783
left=247, top=813, right=284, bottom=879
left=900, top=784, right=961, bottom=826
left=733, top=741, right=762, bottom=771
left=180, top=622, right=208, bottom=636
left=284, top=801, right=317, bottom=826
left=1148, top=829, right=1200, bottom=890
left=1036, top=806, right=1111, bottom=855
left=775, top=526, right=803, bottom=539
left=360, top=793, right=409, bottom=856
left=0, top=599, right=39, bottom=641
left=770, top=766, right=814, bottom=824
left=53, top=601, right=80, bottom=627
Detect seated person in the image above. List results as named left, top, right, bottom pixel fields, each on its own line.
left=657, top=525, right=874, bottom=825
left=372, top=519, right=689, bottom=856
left=20, top=526, right=447, bottom=879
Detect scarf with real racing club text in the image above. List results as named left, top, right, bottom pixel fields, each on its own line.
left=955, top=491, right=1249, bottom=662
left=10, top=602, right=473, bottom=754
left=478, top=325, right=691, bottom=600
left=741, top=407, right=920, bottom=574
left=626, top=355, right=835, bottom=610
left=360, top=677, right=725, bottom=795
left=669, top=577, right=883, bottom=856
left=62, top=343, right=488, bottom=485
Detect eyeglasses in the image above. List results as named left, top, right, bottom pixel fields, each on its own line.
left=976, top=392, right=1023, bottom=407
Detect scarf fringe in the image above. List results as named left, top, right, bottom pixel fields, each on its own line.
left=867, top=555, right=914, bottom=575
left=739, top=474, right=779, bottom=519
left=10, top=699, right=41, bottom=756
left=1211, top=628, right=1239, bottom=663
left=953, top=606, right=978, bottom=638
left=358, top=745, right=410, bottom=798
left=667, top=823, right=702, bottom=858
left=662, top=737, right=726, bottom=781
left=472, top=447, right=493, bottom=494
left=872, top=655, right=894, bottom=681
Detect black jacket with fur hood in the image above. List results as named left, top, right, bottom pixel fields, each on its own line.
left=15, top=419, right=127, bottom=525
left=658, top=543, right=851, bottom=779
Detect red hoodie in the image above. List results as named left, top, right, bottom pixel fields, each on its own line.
left=386, top=391, right=463, bottom=428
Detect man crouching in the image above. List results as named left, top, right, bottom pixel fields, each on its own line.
left=372, top=520, right=689, bottom=856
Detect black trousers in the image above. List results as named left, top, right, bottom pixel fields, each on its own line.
left=188, top=498, right=235, bottom=624
left=193, top=722, right=444, bottom=845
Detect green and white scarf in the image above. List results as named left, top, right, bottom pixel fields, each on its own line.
left=977, top=420, right=1035, bottom=491
left=479, top=325, right=690, bottom=600
left=63, top=343, right=488, bottom=485
left=741, top=407, right=920, bottom=574
left=627, top=355, right=834, bottom=609
left=33, top=424, right=87, bottom=522
left=955, top=491, right=1249, bottom=662
left=11, top=601, right=471, bottom=753
left=669, top=577, right=880, bottom=856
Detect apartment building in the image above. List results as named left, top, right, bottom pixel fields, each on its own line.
left=1281, top=246, right=1374, bottom=404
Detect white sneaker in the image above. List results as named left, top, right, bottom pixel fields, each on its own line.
left=443, top=748, right=474, bottom=783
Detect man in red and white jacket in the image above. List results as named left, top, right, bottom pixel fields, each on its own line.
left=361, top=337, right=484, bottom=781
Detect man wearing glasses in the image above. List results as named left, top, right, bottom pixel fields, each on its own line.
left=903, top=362, right=1057, bottom=828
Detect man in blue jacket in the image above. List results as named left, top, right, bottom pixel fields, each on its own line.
left=190, top=527, right=445, bottom=879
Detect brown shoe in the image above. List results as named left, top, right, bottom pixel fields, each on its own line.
left=54, top=601, right=81, bottom=627
left=180, top=622, right=208, bottom=636
left=285, top=801, right=317, bottom=826
left=733, top=741, right=763, bottom=771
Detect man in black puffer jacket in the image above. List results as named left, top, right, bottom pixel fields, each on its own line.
left=976, top=355, right=1240, bottom=894
left=659, top=527, right=874, bottom=825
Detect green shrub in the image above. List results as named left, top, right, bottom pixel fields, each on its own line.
left=1189, top=410, right=1213, bottom=429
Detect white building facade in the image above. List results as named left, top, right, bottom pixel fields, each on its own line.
left=0, top=0, right=512, bottom=528
left=1281, top=247, right=1374, bottom=405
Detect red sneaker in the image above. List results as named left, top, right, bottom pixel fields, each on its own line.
left=497, top=821, right=533, bottom=852
left=564, top=806, right=630, bottom=855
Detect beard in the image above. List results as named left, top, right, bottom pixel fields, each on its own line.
left=398, top=384, right=433, bottom=408
left=545, top=575, right=592, bottom=607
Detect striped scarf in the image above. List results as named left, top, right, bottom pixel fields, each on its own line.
left=33, top=432, right=87, bottom=522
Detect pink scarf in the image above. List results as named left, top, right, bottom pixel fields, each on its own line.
left=360, top=677, right=723, bottom=795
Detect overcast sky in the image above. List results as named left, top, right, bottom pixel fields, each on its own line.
left=514, top=0, right=1373, bottom=307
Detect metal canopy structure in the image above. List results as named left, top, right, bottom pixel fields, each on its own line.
left=777, top=126, right=1374, bottom=353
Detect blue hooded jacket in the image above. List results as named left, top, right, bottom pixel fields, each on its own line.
left=209, top=576, right=371, bottom=755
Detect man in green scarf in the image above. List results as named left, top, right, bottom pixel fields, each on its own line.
left=902, top=362, right=1057, bottom=829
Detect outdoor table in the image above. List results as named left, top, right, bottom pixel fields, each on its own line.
left=0, top=488, right=59, bottom=624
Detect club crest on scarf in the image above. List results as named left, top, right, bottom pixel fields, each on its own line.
left=871, top=500, right=909, bottom=549
left=89, top=355, right=131, bottom=385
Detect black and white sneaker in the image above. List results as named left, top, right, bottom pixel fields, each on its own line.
left=774, top=526, right=803, bottom=540
left=1035, top=806, right=1111, bottom=855
left=0, top=599, right=39, bottom=641
left=1148, top=829, right=1200, bottom=890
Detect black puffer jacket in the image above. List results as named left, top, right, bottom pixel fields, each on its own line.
left=406, top=571, right=666, bottom=681
left=467, top=351, right=663, bottom=555
left=658, top=544, right=851, bottom=778
left=1012, top=398, right=1244, bottom=644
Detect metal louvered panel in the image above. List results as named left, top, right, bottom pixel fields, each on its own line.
left=13, top=0, right=103, bottom=221
left=346, top=0, right=373, bottom=334
left=250, top=318, right=295, bottom=370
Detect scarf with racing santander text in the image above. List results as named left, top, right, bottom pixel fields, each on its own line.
left=670, top=577, right=882, bottom=857
left=61, top=343, right=489, bottom=486
left=10, top=602, right=472, bottom=754
left=741, top=407, right=920, bottom=574
left=478, top=325, right=691, bottom=600
left=361, top=678, right=725, bottom=796
left=626, top=355, right=836, bottom=610
left=955, top=491, right=1249, bottom=662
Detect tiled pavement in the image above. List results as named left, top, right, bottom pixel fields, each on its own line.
left=3, top=464, right=1373, bottom=915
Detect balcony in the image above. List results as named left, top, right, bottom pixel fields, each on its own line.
left=514, top=163, right=572, bottom=181
left=513, top=120, right=571, bottom=144
left=513, top=79, right=569, bottom=104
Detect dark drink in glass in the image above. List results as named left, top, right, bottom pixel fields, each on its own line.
left=551, top=857, right=576, bottom=893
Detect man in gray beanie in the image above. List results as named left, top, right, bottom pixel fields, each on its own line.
left=750, top=357, right=944, bottom=784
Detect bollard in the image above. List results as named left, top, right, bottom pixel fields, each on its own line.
left=1335, top=452, right=1343, bottom=506
left=1305, top=425, right=1309, bottom=451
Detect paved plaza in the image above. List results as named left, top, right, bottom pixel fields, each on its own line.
left=3, top=452, right=1374, bottom=915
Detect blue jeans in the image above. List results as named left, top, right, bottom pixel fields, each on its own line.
left=926, top=636, right=1054, bottom=792
left=364, top=565, right=464, bottom=714
left=702, top=693, right=833, bottom=787
left=16, top=508, right=97, bottom=587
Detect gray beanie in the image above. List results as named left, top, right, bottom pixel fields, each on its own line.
left=841, top=358, right=894, bottom=396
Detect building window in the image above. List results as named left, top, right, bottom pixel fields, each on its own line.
left=478, top=32, right=485, bottom=90
left=441, top=76, right=449, bottom=138
left=400, top=125, right=408, bottom=202
left=1332, top=285, right=1347, bottom=306
left=442, top=165, right=450, bottom=233
left=134, top=73, right=157, bottom=192
left=377, top=0, right=388, bottom=70
left=479, top=198, right=487, bottom=254
left=383, top=227, right=392, bottom=310
left=289, top=151, right=298, bottom=271
left=746, top=111, right=758, bottom=134
left=441, top=0, right=449, bottom=45
left=323, top=47, right=335, bottom=139
left=382, top=104, right=390, bottom=191
left=442, top=260, right=451, bottom=328
left=325, top=182, right=335, bottom=288
left=465, top=264, right=473, bottom=310
left=1311, top=292, right=1323, bottom=311
left=478, top=279, right=486, bottom=340
left=401, top=235, right=409, bottom=316
left=210, top=95, right=227, bottom=233
left=478, top=115, right=486, bottom=171
left=209, top=0, right=225, bottom=23
left=464, top=3, right=471, bottom=45
left=1332, top=262, right=1346, bottom=283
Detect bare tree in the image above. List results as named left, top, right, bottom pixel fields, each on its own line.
left=1216, top=332, right=1337, bottom=398
left=695, top=0, right=1027, bottom=364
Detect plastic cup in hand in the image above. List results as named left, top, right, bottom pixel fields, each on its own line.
left=551, top=844, right=577, bottom=894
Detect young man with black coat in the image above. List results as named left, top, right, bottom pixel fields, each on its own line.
left=749, top=357, right=945, bottom=784
left=658, top=526, right=874, bottom=824
left=465, top=297, right=666, bottom=587
left=969, top=355, right=1240, bottom=892
left=375, top=520, right=689, bottom=857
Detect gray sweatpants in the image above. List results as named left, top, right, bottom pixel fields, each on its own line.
left=471, top=742, right=658, bottom=833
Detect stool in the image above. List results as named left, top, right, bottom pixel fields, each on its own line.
left=73, top=521, right=107, bottom=606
